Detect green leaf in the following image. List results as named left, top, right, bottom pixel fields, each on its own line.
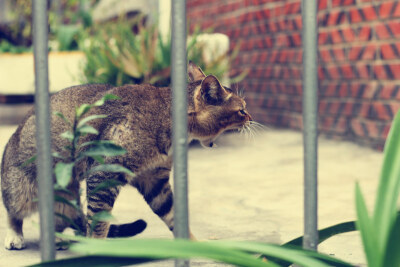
left=54, top=195, right=80, bottom=212
left=54, top=212, right=84, bottom=236
left=77, top=114, right=107, bottom=128
left=93, top=94, right=120, bottom=107
left=373, top=110, right=400, bottom=251
left=220, top=241, right=347, bottom=267
left=87, top=164, right=135, bottom=177
left=83, top=143, right=126, bottom=158
left=60, top=131, right=74, bottom=142
left=76, top=104, right=92, bottom=119
left=55, top=162, right=74, bottom=188
left=54, top=111, right=71, bottom=126
left=90, top=211, right=114, bottom=222
left=19, top=155, right=37, bottom=168
left=28, top=256, right=155, bottom=267
left=89, top=211, right=115, bottom=234
left=383, top=212, right=400, bottom=267
left=284, top=220, right=356, bottom=248
left=87, top=179, right=123, bottom=197
left=76, top=125, right=99, bottom=136
left=65, top=237, right=278, bottom=267
left=79, top=140, right=116, bottom=149
left=90, top=155, right=105, bottom=164
left=52, top=152, right=65, bottom=159
left=355, top=183, right=380, bottom=267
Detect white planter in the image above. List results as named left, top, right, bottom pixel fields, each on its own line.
left=0, top=51, right=85, bottom=95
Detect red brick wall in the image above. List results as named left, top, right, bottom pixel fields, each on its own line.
left=187, top=0, right=400, bottom=149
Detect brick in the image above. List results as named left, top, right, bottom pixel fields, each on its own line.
left=348, top=46, right=362, bottom=61
left=350, top=119, right=368, bottom=137
left=319, top=49, right=332, bottom=62
left=341, top=28, right=356, bottom=42
left=318, top=32, right=330, bottom=45
left=349, top=8, right=363, bottom=23
left=362, top=5, right=378, bottom=21
left=289, top=33, right=302, bottom=47
left=380, top=43, right=400, bottom=60
left=373, top=64, right=390, bottom=79
left=357, top=26, right=372, bottom=41
left=319, top=0, right=328, bottom=10
left=332, top=48, right=346, bottom=61
left=379, top=2, right=394, bottom=19
left=394, top=2, right=400, bottom=17
left=387, top=21, right=400, bottom=38
left=331, top=30, right=343, bottom=44
left=359, top=103, right=371, bottom=118
left=389, top=64, right=400, bottom=79
left=332, top=0, right=355, bottom=7
left=326, top=10, right=347, bottom=26
left=375, top=23, right=392, bottom=40
left=341, top=64, right=354, bottom=79
left=327, top=65, right=341, bottom=79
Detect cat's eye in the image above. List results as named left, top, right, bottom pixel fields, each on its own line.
left=238, top=109, right=246, bottom=116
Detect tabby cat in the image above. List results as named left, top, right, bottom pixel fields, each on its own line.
left=1, top=62, right=252, bottom=249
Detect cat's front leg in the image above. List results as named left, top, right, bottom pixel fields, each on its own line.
left=86, top=173, right=122, bottom=238
left=132, top=162, right=196, bottom=240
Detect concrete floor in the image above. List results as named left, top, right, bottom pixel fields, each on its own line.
left=0, top=125, right=382, bottom=266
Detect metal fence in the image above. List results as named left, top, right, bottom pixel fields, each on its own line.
left=32, top=0, right=319, bottom=264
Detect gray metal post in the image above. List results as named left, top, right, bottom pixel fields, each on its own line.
left=33, top=0, right=56, bottom=261
left=301, top=0, right=319, bottom=251
left=171, top=0, right=189, bottom=266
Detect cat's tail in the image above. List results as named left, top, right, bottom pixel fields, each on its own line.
left=107, top=219, right=147, bottom=238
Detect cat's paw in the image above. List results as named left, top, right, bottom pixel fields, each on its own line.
left=4, top=232, right=26, bottom=250
left=55, top=237, right=70, bottom=250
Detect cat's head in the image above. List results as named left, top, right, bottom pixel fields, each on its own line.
left=187, top=62, right=252, bottom=147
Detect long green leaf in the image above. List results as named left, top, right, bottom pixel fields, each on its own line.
left=29, top=256, right=156, bottom=267
left=93, top=94, right=120, bottom=107
left=87, top=179, right=123, bottom=197
left=64, top=237, right=277, bottom=267
left=55, top=162, right=74, bottom=188
left=54, top=111, right=71, bottom=126
left=76, top=103, right=92, bottom=119
left=60, top=131, right=74, bottom=142
left=87, top=164, right=135, bottom=177
left=79, top=140, right=115, bottom=149
left=19, top=155, right=37, bottom=168
left=355, top=183, right=380, bottom=267
left=77, top=114, right=107, bottom=128
left=77, top=125, right=99, bottom=135
left=382, top=211, right=400, bottom=267
left=54, top=195, right=80, bottom=212
left=82, top=143, right=126, bottom=157
left=284, top=221, right=356, bottom=247
left=220, top=241, right=350, bottom=267
left=374, top=110, right=400, bottom=251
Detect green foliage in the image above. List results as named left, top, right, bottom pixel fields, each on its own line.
left=80, top=16, right=245, bottom=87
left=52, top=93, right=135, bottom=237
left=353, top=109, right=400, bottom=267
left=0, top=40, right=32, bottom=53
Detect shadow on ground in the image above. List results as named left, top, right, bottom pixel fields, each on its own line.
left=0, top=125, right=381, bottom=266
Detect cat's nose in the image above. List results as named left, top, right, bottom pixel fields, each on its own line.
left=248, top=114, right=253, bottom=121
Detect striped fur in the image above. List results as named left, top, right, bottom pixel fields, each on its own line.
left=1, top=62, right=252, bottom=249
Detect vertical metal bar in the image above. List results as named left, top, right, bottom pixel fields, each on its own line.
left=171, top=0, right=189, bottom=267
left=301, top=0, right=319, bottom=251
left=33, top=0, right=56, bottom=261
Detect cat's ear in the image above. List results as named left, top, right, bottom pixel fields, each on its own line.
left=200, top=75, right=229, bottom=105
left=188, top=61, right=206, bottom=82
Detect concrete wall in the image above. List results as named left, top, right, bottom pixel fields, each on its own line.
left=187, top=0, right=400, bottom=150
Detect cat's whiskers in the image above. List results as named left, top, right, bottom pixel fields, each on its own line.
left=238, top=121, right=268, bottom=142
